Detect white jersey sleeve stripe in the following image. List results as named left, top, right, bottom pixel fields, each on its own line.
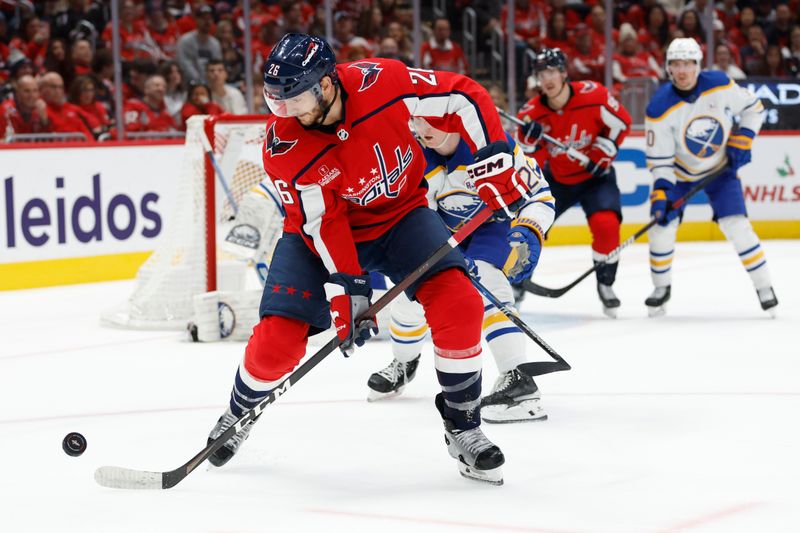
left=600, top=106, right=628, bottom=142
left=404, top=94, right=489, bottom=150
left=296, top=183, right=337, bottom=273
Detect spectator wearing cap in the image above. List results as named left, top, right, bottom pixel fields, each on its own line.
left=68, top=75, right=110, bottom=139
left=158, top=60, right=186, bottom=122
left=0, top=75, right=51, bottom=140
left=39, top=71, right=93, bottom=140
left=123, top=74, right=179, bottom=133
left=102, top=1, right=153, bottom=61
left=713, top=43, right=746, bottom=80
left=569, top=23, right=604, bottom=82
left=51, top=0, right=106, bottom=44
left=180, top=80, right=224, bottom=129
left=147, top=3, right=181, bottom=59
left=421, top=18, right=468, bottom=75
left=71, top=39, right=93, bottom=77
left=206, top=59, right=246, bottom=115
left=177, top=4, right=222, bottom=83
left=612, top=23, right=663, bottom=86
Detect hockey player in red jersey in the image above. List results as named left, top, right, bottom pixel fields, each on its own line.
left=517, top=48, right=632, bottom=317
left=205, top=33, right=539, bottom=485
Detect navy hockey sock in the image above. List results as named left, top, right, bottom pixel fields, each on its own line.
left=435, top=370, right=483, bottom=430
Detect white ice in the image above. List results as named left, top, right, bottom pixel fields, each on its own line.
left=1, top=241, right=799, bottom=533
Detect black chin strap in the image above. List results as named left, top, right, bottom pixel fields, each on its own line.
left=317, top=81, right=339, bottom=125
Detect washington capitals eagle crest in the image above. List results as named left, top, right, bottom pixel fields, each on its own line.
left=264, top=123, right=297, bottom=157
left=349, top=62, right=383, bottom=92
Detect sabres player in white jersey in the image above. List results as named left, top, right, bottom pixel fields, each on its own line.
left=367, top=117, right=556, bottom=423
left=644, top=38, right=778, bottom=316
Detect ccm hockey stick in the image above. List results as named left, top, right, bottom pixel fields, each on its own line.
left=94, top=208, right=494, bottom=490
left=522, top=166, right=727, bottom=298
left=469, top=275, right=570, bottom=376
left=497, top=108, right=591, bottom=166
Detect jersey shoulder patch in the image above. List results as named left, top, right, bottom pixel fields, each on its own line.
left=646, top=82, right=683, bottom=121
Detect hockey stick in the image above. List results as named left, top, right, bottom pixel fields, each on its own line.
left=522, top=166, right=727, bottom=298
left=94, top=208, right=494, bottom=490
left=497, top=108, right=591, bottom=166
left=469, top=275, right=570, bottom=376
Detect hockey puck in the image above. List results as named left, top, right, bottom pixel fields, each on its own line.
left=62, top=432, right=87, bottom=457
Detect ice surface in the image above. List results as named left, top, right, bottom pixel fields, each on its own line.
left=1, top=241, right=799, bottom=533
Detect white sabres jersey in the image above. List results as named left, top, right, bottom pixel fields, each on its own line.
left=423, top=135, right=555, bottom=236
left=645, top=71, right=764, bottom=185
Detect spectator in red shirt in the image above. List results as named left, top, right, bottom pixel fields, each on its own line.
left=39, top=71, right=93, bottom=140
left=0, top=75, right=51, bottom=140
left=10, top=16, right=49, bottom=71
left=730, top=6, right=757, bottom=49
left=638, top=5, right=670, bottom=63
left=501, top=0, right=548, bottom=49
left=123, top=74, right=179, bottom=133
left=612, top=23, right=663, bottom=85
left=147, top=3, right=180, bottom=59
left=71, top=39, right=93, bottom=77
left=541, top=10, right=572, bottom=53
left=421, top=18, right=468, bottom=75
left=68, top=75, right=110, bottom=139
left=569, top=24, right=604, bottom=82
left=102, top=1, right=153, bottom=61
left=180, top=80, right=224, bottom=128
left=716, top=0, right=739, bottom=32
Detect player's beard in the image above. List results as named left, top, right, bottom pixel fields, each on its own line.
left=297, top=83, right=338, bottom=127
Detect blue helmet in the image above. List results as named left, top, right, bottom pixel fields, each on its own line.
left=533, top=48, right=568, bottom=74
left=263, top=33, right=337, bottom=101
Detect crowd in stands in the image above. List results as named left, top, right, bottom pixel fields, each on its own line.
left=1, top=1, right=799, bottom=143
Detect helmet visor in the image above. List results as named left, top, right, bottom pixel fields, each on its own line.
left=263, top=86, right=319, bottom=118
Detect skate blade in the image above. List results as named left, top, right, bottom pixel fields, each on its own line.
left=647, top=305, right=666, bottom=318
left=457, top=462, right=503, bottom=486
left=367, top=385, right=405, bottom=403
left=602, top=306, right=618, bottom=319
left=482, top=400, right=548, bottom=424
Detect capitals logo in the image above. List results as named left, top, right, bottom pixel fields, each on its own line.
left=265, top=123, right=297, bottom=157
left=349, top=62, right=383, bottom=92
left=301, top=41, right=319, bottom=67
left=684, top=116, right=724, bottom=158
left=341, top=143, right=413, bottom=206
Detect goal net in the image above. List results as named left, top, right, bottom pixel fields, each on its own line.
left=101, top=114, right=273, bottom=331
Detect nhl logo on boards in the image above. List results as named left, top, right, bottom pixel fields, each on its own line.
left=337, top=128, right=349, bottom=141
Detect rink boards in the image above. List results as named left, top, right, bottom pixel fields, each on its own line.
left=1, top=133, right=798, bottom=290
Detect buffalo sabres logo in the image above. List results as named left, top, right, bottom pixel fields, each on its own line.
left=684, top=116, right=724, bottom=158
left=349, top=62, right=383, bottom=92
left=264, top=123, right=297, bottom=157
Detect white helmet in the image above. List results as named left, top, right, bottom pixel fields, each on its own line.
left=665, top=38, right=702, bottom=85
left=666, top=38, right=703, bottom=64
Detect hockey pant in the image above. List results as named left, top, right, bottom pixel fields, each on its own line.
left=390, top=260, right=527, bottom=374
left=228, top=268, right=486, bottom=430
left=648, top=215, right=772, bottom=289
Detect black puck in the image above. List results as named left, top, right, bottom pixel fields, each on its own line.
left=62, top=432, right=87, bottom=457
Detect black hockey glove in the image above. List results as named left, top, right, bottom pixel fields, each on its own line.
left=324, top=273, right=378, bottom=357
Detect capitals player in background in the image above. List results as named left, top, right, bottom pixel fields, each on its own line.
left=517, top=49, right=632, bottom=317
left=205, top=34, right=540, bottom=485
left=644, top=38, right=778, bottom=316
left=367, top=117, right=556, bottom=424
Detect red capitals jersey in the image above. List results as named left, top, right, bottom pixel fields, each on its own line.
left=517, top=81, right=631, bottom=185
left=0, top=99, right=51, bottom=138
left=263, top=58, right=507, bottom=277
left=123, top=98, right=178, bottom=132
left=46, top=102, right=94, bottom=141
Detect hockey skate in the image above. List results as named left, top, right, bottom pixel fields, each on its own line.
left=597, top=283, right=621, bottom=318
left=366, top=355, right=420, bottom=402
left=645, top=285, right=671, bottom=317
left=435, top=394, right=504, bottom=485
left=207, top=407, right=257, bottom=467
left=757, top=286, right=778, bottom=317
left=481, top=367, right=547, bottom=423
